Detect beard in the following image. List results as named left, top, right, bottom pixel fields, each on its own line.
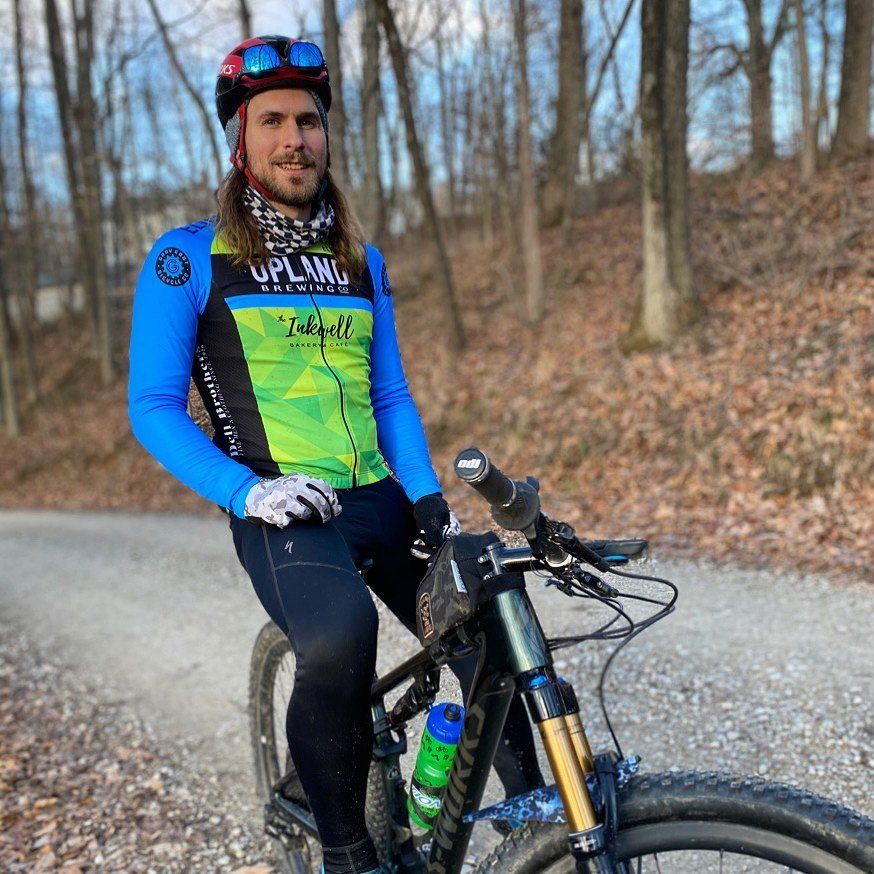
left=250, top=156, right=325, bottom=210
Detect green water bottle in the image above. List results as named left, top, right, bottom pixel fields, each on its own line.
left=407, top=702, right=465, bottom=830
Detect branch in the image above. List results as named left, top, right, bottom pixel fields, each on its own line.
left=143, top=0, right=224, bottom=184
left=767, top=0, right=792, bottom=56
left=585, top=0, right=636, bottom=126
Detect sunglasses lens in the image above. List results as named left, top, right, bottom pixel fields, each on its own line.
left=289, top=42, right=324, bottom=68
left=242, top=43, right=283, bottom=74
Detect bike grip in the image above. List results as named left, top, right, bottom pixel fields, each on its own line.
left=454, top=447, right=516, bottom=507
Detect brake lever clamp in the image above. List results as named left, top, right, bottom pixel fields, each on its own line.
left=541, top=516, right=614, bottom=574
left=574, top=566, right=620, bottom=599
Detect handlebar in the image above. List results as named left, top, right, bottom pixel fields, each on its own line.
left=454, top=447, right=641, bottom=575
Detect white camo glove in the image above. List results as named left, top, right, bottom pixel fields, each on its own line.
left=244, top=474, right=341, bottom=527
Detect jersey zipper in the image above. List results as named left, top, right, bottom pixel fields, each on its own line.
left=308, top=292, right=359, bottom=487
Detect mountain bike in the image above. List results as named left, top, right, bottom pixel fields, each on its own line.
left=249, top=448, right=873, bottom=873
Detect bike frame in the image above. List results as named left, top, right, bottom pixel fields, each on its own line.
left=368, top=543, right=608, bottom=874
left=269, top=544, right=609, bottom=873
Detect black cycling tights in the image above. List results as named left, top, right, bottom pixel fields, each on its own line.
left=231, top=475, right=544, bottom=874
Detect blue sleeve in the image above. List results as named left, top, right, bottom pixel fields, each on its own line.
left=128, top=227, right=260, bottom=517
left=367, top=245, right=442, bottom=504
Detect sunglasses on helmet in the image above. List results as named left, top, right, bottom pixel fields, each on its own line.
left=239, top=40, right=326, bottom=79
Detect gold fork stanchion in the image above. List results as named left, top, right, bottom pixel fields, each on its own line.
left=538, top=716, right=599, bottom=832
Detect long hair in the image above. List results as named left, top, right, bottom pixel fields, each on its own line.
left=215, top=167, right=367, bottom=281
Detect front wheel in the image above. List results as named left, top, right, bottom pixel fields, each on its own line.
left=477, top=770, right=873, bottom=873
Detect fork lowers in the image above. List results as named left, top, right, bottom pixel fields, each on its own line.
left=523, top=671, right=606, bottom=859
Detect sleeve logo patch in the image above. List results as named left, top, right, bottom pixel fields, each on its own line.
left=380, top=261, right=392, bottom=296
left=155, top=247, right=191, bottom=286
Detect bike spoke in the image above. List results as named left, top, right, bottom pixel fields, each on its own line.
left=653, top=854, right=662, bottom=874
left=719, top=848, right=724, bottom=873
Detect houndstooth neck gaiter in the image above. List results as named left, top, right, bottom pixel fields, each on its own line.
left=243, top=184, right=335, bottom=255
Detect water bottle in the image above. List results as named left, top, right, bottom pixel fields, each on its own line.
left=407, top=702, right=465, bottom=830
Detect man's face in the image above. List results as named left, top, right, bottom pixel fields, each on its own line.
left=245, top=88, right=328, bottom=214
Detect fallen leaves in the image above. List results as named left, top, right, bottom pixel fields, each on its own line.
left=0, top=625, right=276, bottom=872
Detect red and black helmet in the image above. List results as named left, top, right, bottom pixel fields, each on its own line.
left=216, top=35, right=332, bottom=130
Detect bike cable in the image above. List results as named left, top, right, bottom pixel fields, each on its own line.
left=540, top=564, right=679, bottom=758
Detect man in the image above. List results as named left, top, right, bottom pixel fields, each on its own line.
left=128, top=36, right=543, bottom=874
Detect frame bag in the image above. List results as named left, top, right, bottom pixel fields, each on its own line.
left=415, top=532, right=525, bottom=648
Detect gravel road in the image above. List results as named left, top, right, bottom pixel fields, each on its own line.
left=0, top=509, right=871, bottom=870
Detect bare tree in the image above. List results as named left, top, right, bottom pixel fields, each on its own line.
left=814, top=0, right=832, bottom=147
left=544, top=0, right=584, bottom=230
left=145, top=0, right=224, bottom=185
left=794, top=0, right=817, bottom=179
left=435, top=11, right=458, bottom=218
left=831, top=0, right=873, bottom=161
left=478, top=0, right=521, bottom=269
left=513, top=0, right=546, bottom=323
left=361, top=0, right=386, bottom=245
left=74, top=0, right=114, bottom=386
left=238, top=0, right=252, bottom=37
left=13, top=0, right=39, bottom=403
left=323, top=0, right=349, bottom=188
left=710, top=0, right=791, bottom=169
left=375, top=0, right=466, bottom=349
left=45, top=0, right=105, bottom=372
left=626, top=0, right=696, bottom=350
left=0, top=116, right=21, bottom=436
left=745, top=0, right=791, bottom=168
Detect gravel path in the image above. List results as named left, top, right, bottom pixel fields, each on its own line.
left=0, top=509, right=870, bottom=871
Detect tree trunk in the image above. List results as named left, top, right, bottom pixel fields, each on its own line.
left=544, top=0, right=584, bottom=229
left=513, top=0, right=546, bottom=323
left=435, top=23, right=458, bottom=218
left=794, top=0, right=817, bottom=179
left=45, top=0, right=102, bottom=361
left=831, top=0, right=873, bottom=161
left=745, top=0, right=777, bottom=169
left=238, top=0, right=252, bottom=37
left=570, top=3, right=590, bottom=231
left=375, top=0, right=466, bottom=349
left=361, top=0, right=386, bottom=246
left=478, top=0, right=522, bottom=281
left=0, top=115, right=21, bottom=436
left=73, top=0, right=114, bottom=386
left=322, top=0, right=349, bottom=188
left=145, top=0, right=224, bottom=186
left=815, top=0, right=832, bottom=147
left=13, top=0, right=39, bottom=403
left=626, top=0, right=696, bottom=351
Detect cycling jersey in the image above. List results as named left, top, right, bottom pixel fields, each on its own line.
left=128, top=218, right=441, bottom=517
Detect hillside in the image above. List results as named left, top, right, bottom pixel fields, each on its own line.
left=1, top=158, right=870, bottom=580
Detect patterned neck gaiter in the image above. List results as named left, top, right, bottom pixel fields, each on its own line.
left=243, top=183, right=335, bottom=255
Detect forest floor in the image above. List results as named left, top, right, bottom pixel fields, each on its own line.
left=0, top=156, right=870, bottom=581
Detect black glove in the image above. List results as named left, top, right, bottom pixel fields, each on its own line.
left=412, top=493, right=461, bottom=558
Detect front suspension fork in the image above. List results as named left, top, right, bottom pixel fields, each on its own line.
left=485, top=589, right=623, bottom=872
left=524, top=672, right=621, bottom=872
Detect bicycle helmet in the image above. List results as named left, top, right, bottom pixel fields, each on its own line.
left=216, top=36, right=332, bottom=178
